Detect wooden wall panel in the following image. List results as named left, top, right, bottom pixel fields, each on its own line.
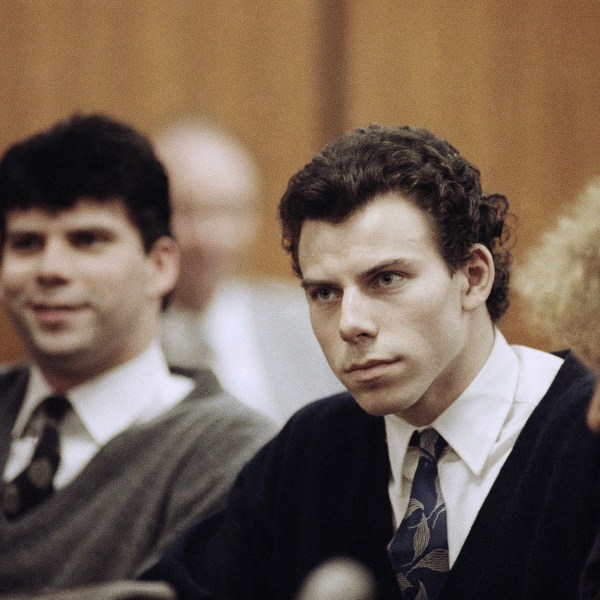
left=0, top=0, right=321, bottom=362
left=0, top=1, right=598, bottom=362
left=345, top=0, right=600, bottom=349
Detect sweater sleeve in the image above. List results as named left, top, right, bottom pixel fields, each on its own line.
left=142, top=391, right=278, bottom=576
left=140, top=393, right=392, bottom=600
left=140, top=431, right=288, bottom=600
left=140, top=398, right=331, bottom=600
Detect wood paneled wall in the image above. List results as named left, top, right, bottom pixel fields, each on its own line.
left=344, top=1, right=600, bottom=346
left=0, top=0, right=599, bottom=362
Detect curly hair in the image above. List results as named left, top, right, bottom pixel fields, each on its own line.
left=515, top=181, right=600, bottom=372
left=279, top=124, right=513, bottom=321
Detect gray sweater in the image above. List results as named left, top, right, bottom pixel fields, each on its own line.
left=0, top=365, right=277, bottom=595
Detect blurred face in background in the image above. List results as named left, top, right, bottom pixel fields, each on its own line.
left=155, top=124, right=261, bottom=312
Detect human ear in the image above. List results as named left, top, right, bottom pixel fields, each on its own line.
left=146, top=236, right=180, bottom=301
left=459, top=243, right=495, bottom=312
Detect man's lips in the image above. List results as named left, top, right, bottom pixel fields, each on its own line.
left=344, top=358, right=399, bottom=373
left=30, top=303, right=87, bottom=326
left=343, top=358, right=400, bottom=381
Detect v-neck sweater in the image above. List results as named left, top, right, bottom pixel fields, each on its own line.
left=144, top=352, right=600, bottom=600
left=0, top=365, right=276, bottom=595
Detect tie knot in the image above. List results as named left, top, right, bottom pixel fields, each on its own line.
left=410, top=429, right=447, bottom=462
left=40, top=395, right=70, bottom=421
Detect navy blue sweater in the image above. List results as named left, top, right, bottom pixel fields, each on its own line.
left=145, top=353, right=600, bottom=600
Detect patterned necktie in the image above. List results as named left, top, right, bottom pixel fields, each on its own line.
left=2, top=395, right=70, bottom=520
left=389, top=429, right=449, bottom=600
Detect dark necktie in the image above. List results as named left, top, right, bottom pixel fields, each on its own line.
left=2, top=394, right=70, bottom=519
left=389, top=429, right=449, bottom=600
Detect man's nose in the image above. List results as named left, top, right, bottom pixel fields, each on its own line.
left=36, top=240, right=72, bottom=282
left=338, top=289, right=378, bottom=342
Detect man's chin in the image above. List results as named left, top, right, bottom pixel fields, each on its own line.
left=29, top=340, right=90, bottom=367
left=350, top=387, right=419, bottom=418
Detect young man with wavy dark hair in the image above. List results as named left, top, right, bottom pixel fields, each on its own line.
left=144, top=125, right=599, bottom=600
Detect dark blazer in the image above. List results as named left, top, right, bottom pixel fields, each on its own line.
left=144, top=353, right=600, bottom=600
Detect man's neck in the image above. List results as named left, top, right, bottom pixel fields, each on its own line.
left=34, top=344, right=156, bottom=394
left=399, top=315, right=496, bottom=427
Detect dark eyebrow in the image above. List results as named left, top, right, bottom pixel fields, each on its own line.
left=4, top=230, right=44, bottom=244
left=301, top=258, right=418, bottom=290
left=360, top=258, right=418, bottom=280
left=68, top=225, right=114, bottom=235
left=5, top=227, right=41, bottom=236
left=301, top=278, right=331, bottom=290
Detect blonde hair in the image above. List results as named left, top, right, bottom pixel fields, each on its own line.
left=515, top=181, right=600, bottom=372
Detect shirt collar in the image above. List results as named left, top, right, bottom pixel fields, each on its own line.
left=385, top=328, right=520, bottom=478
left=433, top=329, right=519, bottom=476
left=15, top=342, right=176, bottom=444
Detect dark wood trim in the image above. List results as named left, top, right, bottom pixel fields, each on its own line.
left=316, top=0, right=348, bottom=147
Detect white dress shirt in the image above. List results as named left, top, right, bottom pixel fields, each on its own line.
left=385, top=329, right=563, bottom=566
left=161, top=278, right=345, bottom=424
left=161, top=283, right=270, bottom=416
left=3, top=342, right=194, bottom=488
left=200, top=282, right=272, bottom=415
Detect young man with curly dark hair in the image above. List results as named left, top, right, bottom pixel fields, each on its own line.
left=144, top=125, right=600, bottom=600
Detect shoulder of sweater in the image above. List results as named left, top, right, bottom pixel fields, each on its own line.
left=235, top=391, right=390, bottom=493
left=286, top=390, right=367, bottom=421
left=95, top=390, right=277, bottom=477
left=265, top=390, right=385, bottom=451
left=173, top=386, right=276, bottom=425
left=546, top=350, right=596, bottom=405
left=143, top=386, right=279, bottom=453
left=0, top=362, right=29, bottom=381
left=0, top=363, right=30, bottom=399
left=169, top=365, right=222, bottom=397
left=519, top=350, right=598, bottom=448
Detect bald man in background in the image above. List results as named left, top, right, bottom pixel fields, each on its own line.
left=154, top=120, right=343, bottom=424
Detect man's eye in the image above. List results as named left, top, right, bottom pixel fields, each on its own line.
left=70, top=231, right=109, bottom=248
left=376, top=272, right=402, bottom=287
left=7, top=235, right=42, bottom=252
left=308, top=287, right=335, bottom=302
